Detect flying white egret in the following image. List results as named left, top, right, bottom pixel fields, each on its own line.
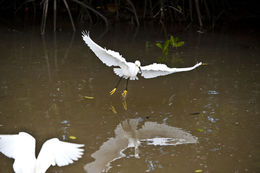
left=82, top=32, right=202, bottom=97
left=0, top=132, right=84, bottom=173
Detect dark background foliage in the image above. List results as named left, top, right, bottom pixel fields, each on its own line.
left=0, top=0, right=259, bottom=33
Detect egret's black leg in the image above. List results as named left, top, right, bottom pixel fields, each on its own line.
left=126, top=78, right=129, bottom=90
left=110, top=77, right=122, bottom=95
left=116, top=77, right=123, bottom=88
left=122, top=78, right=129, bottom=97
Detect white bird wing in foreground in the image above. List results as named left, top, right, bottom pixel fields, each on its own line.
left=140, top=62, right=202, bottom=79
left=0, top=132, right=36, bottom=160
left=36, top=138, right=84, bottom=173
left=82, top=32, right=128, bottom=68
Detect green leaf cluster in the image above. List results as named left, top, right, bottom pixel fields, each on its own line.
left=156, top=35, right=184, bottom=57
left=155, top=35, right=185, bottom=66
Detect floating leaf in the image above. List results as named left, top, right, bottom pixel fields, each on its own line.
left=195, top=169, right=203, bottom=172
left=196, top=128, right=204, bottom=132
left=69, top=136, right=77, bottom=140
left=84, top=96, right=94, bottom=99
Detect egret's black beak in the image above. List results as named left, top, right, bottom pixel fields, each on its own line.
left=139, top=67, right=142, bottom=74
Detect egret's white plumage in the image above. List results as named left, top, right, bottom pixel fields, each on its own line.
left=82, top=32, right=202, bottom=96
left=140, top=62, right=202, bottom=79
left=0, top=132, right=84, bottom=173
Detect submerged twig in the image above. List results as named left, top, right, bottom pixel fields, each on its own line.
left=14, top=0, right=35, bottom=14
left=169, top=5, right=182, bottom=14
left=126, top=0, right=140, bottom=26
left=41, top=0, right=49, bottom=35
left=189, top=0, right=193, bottom=21
left=195, top=0, right=203, bottom=27
left=71, top=0, right=108, bottom=26
left=53, top=0, right=56, bottom=32
left=41, top=0, right=76, bottom=34
left=62, top=0, right=76, bottom=31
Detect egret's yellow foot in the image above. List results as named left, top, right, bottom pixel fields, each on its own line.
left=122, top=90, right=127, bottom=97
left=110, top=88, right=117, bottom=95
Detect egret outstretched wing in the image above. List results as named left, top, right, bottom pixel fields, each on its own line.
left=0, top=132, right=36, bottom=160
left=82, top=32, right=128, bottom=68
left=141, top=62, right=202, bottom=79
left=36, top=138, right=84, bottom=173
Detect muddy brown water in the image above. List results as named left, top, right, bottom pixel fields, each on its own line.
left=0, top=26, right=259, bottom=173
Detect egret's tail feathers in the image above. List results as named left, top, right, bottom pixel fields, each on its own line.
left=130, top=76, right=138, bottom=80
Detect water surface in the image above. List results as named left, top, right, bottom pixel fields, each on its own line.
left=0, top=26, right=259, bottom=173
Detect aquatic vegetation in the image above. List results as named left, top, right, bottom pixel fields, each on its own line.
left=1, top=0, right=250, bottom=32
left=156, top=35, right=184, bottom=56
left=40, top=0, right=108, bottom=34
left=155, top=35, right=184, bottom=65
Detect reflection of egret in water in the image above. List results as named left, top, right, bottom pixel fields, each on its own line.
left=109, top=99, right=128, bottom=114
left=84, top=119, right=197, bottom=173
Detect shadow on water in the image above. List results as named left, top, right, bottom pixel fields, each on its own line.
left=0, top=25, right=260, bottom=173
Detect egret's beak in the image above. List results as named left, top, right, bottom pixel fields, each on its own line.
left=139, top=67, right=142, bottom=74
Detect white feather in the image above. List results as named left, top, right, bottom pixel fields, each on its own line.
left=82, top=31, right=202, bottom=81
left=82, top=31, right=127, bottom=68
left=140, top=62, right=202, bottom=79
left=0, top=132, right=35, bottom=160
left=0, top=132, right=84, bottom=173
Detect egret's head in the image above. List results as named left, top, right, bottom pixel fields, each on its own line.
left=135, top=60, right=141, bottom=67
left=135, top=60, right=142, bottom=74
